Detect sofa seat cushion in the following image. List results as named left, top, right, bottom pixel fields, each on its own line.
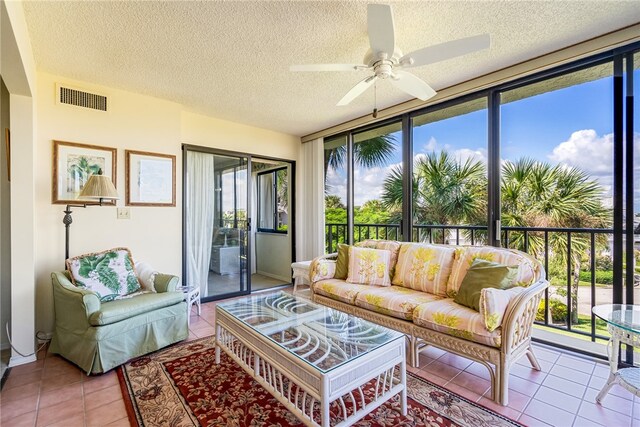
left=392, top=243, right=456, bottom=296
left=413, top=299, right=502, bottom=348
left=89, top=291, right=185, bottom=326
left=354, top=286, right=443, bottom=320
left=312, top=279, right=372, bottom=305
left=446, top=246, right=543, bottom=298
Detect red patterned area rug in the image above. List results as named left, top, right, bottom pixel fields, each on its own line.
left=117, top=336, right=521, bottom=427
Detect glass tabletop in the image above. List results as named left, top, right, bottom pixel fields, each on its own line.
left=217, top=291, right=404, bottom=373
left=592, top=304, right=640, bottom=335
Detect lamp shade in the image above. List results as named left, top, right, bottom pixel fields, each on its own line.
left=79, top=174, right=118, bottom=200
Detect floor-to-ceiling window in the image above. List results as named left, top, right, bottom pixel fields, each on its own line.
left=352, top=121, right=402, bottom=244
left=324, top=135, right=348, bottom=253
left=321, top=42, right=640, bottom=355
left=411, top=98, right=488, bottom=244
left=500, top=62, right=615, bottom=340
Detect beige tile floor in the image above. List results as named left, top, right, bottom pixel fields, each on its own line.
left=1, top=292, right=638, bottom=427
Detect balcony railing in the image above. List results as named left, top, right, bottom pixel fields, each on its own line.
left=325, top=222, right=622, bottom=343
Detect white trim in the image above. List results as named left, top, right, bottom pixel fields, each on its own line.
left=9, top=353, right=37, bottom=367
left=255, top=270, right=289, bottom=283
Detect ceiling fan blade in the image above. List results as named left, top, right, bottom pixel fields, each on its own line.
left=390, top=71, right=436, bottom=101
left=400, top=34, right=490, bottom=68
left=290, top=64, right=367, bottom=72
left=368, top=4, right=395, bottom=58
left=337, top=75, right=378, bottom=106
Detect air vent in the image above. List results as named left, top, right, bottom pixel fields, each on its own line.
left=58, top=85, right=108, bottom=111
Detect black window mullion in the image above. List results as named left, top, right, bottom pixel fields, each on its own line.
left=625, top=53, right=635, bottom=305
left=402, top=113, right=412, bottom=242
left=488, top=90, right=501, bottom=248
left=613, top=57, right=624, bottom=305
left=347, top=133, right=354, bottom=245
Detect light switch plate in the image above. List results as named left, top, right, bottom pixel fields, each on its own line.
left=117, top=208, right=130, bottom=219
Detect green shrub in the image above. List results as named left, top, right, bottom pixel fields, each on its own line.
left=536, top=299, right=568, bottom=323
left=578, top=270, right=613, bottom=284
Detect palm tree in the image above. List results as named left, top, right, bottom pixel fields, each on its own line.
left=324, top=135, right=397, bottom=186
left=501, top=158, right=610, bottom=323
left=381, top=151, right=487, bottom=242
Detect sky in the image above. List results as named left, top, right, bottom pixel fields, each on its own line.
left=327, top=68, right=640, bottom=213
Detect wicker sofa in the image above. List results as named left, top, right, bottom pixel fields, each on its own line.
left=309, top=240, right=549, bottom=405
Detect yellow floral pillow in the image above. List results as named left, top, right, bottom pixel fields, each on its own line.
left=355, top=240, right=401, bottom=276
left=391, top=243, right=456, bottom=296
left=479, top=286, right=526, bottom=331
left=309, top=259, right=336, bottom=282
left=346, top=247, right=392, bottom=287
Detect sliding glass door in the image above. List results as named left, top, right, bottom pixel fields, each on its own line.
left=184, top=150, right=250, bottom=300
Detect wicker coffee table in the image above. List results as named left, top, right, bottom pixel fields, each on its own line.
left=215, top=292, right=407, bottom=427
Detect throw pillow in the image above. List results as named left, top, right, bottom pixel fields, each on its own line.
left=309, top=259, right=337, bottom=282
left=346, top=247, right=392, bottom=287
left=67, top=247, right=142, bottom=302
left=391, top=243, right=456, bottom=296
left=335, top=243, right=350, bottom=280
left=134, top=261, right=158, bottom=293
left=453, top=259, right=518, bottom=312
left=480, top=286, right=526, bottom=332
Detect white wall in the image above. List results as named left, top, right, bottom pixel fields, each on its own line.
left=34, top=73, right=301, bottom=335
left=0, top=78, right=10, bottom=350
left=181, top=112, right=300, bottom=160
left=256, top=233, right=291, bottom=281
left=2, top=0, right=38, bottom=366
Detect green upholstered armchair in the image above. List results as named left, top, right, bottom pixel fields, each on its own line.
left=50, top=271, right=189, bottom=374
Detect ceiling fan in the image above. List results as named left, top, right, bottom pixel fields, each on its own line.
left=290, top=4, right=490, bottom=106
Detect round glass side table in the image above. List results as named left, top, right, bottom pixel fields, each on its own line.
left=592, top=304, right=640, bottom=403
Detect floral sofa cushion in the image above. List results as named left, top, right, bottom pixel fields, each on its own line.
left=312, top=279, right=373, bottom=305
left=354, top=286, right=443, bottom=320
left=356, top=239, right=402, bottom=277
left=391, top=243, right=456, bottom=296
left=346, top=247, right=392, bottom=286
left=446, top=246, right=543, bottom=298
left=67, top=247, right=141, bottom=302
left=413, top=299, right=502, bottom=348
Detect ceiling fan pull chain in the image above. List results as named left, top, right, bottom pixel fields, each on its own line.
left=373, top=81, right=378, bottom=118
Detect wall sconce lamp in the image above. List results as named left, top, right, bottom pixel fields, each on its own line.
left=63, top=172, right=118, bottom=265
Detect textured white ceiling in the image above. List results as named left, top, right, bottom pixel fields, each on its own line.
left=21, top=1, right=640, bottom=137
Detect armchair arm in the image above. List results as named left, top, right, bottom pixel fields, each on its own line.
left=501, top=279, right=549, bottom=352
left=51, top=272, right=101, bottom=334
left=154, top=273, right=180, bottom=293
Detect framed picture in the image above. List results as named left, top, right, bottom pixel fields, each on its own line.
left=125, top=150, right=176, bottom=207
left=52, top=140, right=117, bottom=204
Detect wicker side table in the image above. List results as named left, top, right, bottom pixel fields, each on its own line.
left=177, top=285, right=201, bottom=325
left=291, top=260, right=312, bottom=294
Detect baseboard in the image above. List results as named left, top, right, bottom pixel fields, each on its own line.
left=256, top=270, right=290, bottom=283
left=0, top=342, right=9, bottom=351
left=37, top=332, right=53, bottom=343
left=9, top=353, right=37, bottom=367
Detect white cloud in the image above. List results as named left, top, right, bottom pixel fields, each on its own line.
left=548, top=129, right=613, bottom=175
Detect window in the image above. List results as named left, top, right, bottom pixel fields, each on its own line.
left=257, top=167, right=288, bottom=233
left=412, top=98, right=488, bottom=244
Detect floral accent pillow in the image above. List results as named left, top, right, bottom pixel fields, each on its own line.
left=67, top=248, right=141, bottom=302
left=346, top=247, right=392, bottom=287
left=479, top=286, right=526, bottom=332
left=355, top=240, right=401, bottom=276
left=309, top=259, right=337, bottom=282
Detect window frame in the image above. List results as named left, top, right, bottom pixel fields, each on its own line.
left=257, top=166, right=288, bottom=234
